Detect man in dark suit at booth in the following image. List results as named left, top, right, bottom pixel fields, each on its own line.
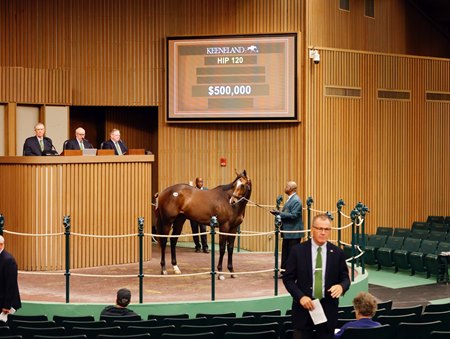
left=0, top=235, right=21, bottom=317
left=283, top=213, right=350, bottom=339
left=23, top=123, right=54, bottom=156
left=64, top=127, right=93, bottom=150
left=101, top=128, right=128, bottom=155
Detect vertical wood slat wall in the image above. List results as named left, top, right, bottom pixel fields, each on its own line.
left=0, top=0, right=448, bottom=253
left=305, top=49, right=450, bottom=235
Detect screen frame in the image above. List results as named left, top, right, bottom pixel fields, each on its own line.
left=166, top=33, right=298, bottom=123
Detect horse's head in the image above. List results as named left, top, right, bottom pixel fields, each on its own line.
left=230, top=170, right=251, bottom=205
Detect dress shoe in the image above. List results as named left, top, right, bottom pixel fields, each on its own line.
left=195, top=248, right=201, bottom=253
left=203, top=248, right=210, bottom=254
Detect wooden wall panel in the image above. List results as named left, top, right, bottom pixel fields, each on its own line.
left=305, top=49, right=450, bottom=239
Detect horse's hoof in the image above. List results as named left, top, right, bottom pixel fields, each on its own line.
left=161, top=270, right=168, bottom=275
left=218, top=274, right=225, bottom=281
left=231, top=274, right=237, bottom=278
left=173, top=265, right=181, bottom=274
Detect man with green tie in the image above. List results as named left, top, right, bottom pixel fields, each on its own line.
left=283, top=213, right=350, bottom=339
left=23, top=123, right=54, bottom=156
left=64, top=127, right=93, bottom=150
left=101, top=128, right=128, bottom=155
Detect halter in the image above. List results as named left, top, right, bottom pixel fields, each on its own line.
left=230, top=177, right=251, bottom=205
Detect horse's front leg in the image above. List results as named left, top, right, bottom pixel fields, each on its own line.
left=159, top=237, right=168, bottom=275
left=217, top=234, right=227, bottom=280
left=227, top=235, right=237, bottom=278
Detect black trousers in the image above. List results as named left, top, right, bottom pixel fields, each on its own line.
left=281, top=238, right=301, bottom=270
left=190, top=221, right=208, bottom=249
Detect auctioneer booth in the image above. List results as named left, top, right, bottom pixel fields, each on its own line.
left=0, top=155, right=154, bottom=271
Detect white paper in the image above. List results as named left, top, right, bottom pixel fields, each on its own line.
left=309, top=299, right=328, bottom=325
left=0, top=307, right=16, bottom=323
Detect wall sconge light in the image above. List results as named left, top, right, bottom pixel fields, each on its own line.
left=309, top=49, right=320, bottom=64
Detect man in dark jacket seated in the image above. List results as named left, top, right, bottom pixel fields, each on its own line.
left=100, top=288, right=139, bottom=317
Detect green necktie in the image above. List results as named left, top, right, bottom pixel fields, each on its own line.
left=115, top=142, right=122, bottom=155
left=80, top=141, right=84, bottom=150
left=39, top=139, right=44, bottom=151
left=314, top=247, right=323, bottom=299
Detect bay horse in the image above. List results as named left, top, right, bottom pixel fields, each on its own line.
left=154, top=170, right=251, bottom=279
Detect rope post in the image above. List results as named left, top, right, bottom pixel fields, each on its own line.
left=0, top=214, right=4, bottom=236
left=360, top=204, right=369, bottom=275
left=237, top=224, right=241, bottom=253
left=336, top=199, right=345, bottom=248
left=63, top=215, right=71, bottom=303
left=210, top=216, right=218, bottom=301
left=137, top=217, right=144, bottom=304
left=350, top=209, right=360, bottom=282
left=274, top=214, right=281, bottom=296
left=306, top=196, right=314, bottom=238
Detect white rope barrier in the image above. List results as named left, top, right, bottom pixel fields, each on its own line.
left=18, top=270, right=64, bottom=276
left=71, top=232, right=138, bottom=238
left=3, top=230, right=64, bottom=237
left=216, top=268, right=275, bottom=276
left=217, top=230, right=275, bottom=237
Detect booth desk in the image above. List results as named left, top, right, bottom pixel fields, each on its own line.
left=0, top=155, right=154, bottom=271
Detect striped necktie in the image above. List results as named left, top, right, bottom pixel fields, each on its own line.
left=314, top=246, right=323, bottom=299
left=115, top=142, right=122, bottom=155
left=39, top=139, right=44, bottom=151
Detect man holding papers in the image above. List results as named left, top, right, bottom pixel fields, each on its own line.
left=283, top=213, right=350, bottom=339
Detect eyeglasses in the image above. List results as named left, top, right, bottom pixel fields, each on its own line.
left=312, top=226, right=332, bottom=232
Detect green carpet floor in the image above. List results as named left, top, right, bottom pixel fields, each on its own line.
left=366, top=266, right=436, bottom=289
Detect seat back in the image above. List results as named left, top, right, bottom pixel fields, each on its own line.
left=428, top=231, right=448, bottom=242
left=395, top=321, right=442, bottom=339
left=412, top=222, right=430, bottom=232
left=126, top=325, right=176, bottom=337
left=231, top=322, right=279, bottom=333
left=383, top=236, right=405, bottom=250
left=209, top=316, right=255, bottom=326
left=148, top=314, right=189, bottom=321
left=427, top=216, right=445, bottom=224
left=430, top=331, right=450, bottom=338
left=98, top=334, right=151, bottom=339
left=376, top=227, right=393, bottom=236
left=377, top=313, right=418, bottom=328
left=388, top=305, right=423, bottom=317
left=394, top=228, right=411, bottom=238
left=100, top=315, right=142, bottom=326
left=35, top=336, right=88, bottom=339
left=224, top=330, right=278, bottom=339
left=420, top=311, right=450, bottom=330
left=64, top=320, right=108, bottom=332
left=15, top=326, right=66, bottom=339
left=436, top=241, right=450, bottom=254
left=71, top=326, right=121, bottom=339
left=180, top=324, right=228, bottom=338
left=196, top=313, right=236, bottom=319
left=410, top=229, right=430, bottom=239
left=158, top=317, right=208, bottom=328
left=10, top=320, right=56, bottom=330
left=258, top=315, right=291, bottom=325
left=424, top=302, right=450, bottom=313
left=430, top=223, right=449, bottom=233
left=242, top=310, right=281, bottom=318
left=161, top=333, right=215, bottom=338
left=377, top=300, right=393, bottom=312
left=366, top=235, right=387, bottom=248
left=419, top=240, right=439, bottom=255
left=53, top=315, right=95, bottom=326
left=340, top=324, right=393, bottom=339
left=8, top=315, right=48, bottom=322
left=401, top=237, right=422, bottom=252
left=114, top=319, right=158, bottom=330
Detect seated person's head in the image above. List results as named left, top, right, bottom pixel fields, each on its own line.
left=353, top=292, right=378, bottom=318
left=116, top=288, right=131, bottom=307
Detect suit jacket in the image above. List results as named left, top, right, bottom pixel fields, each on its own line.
left=283, top=239, right=350, bottom=332
left=23, top=136, right=53, bottom=156
left=64, top=139, right=93, bottom=150
left=101, top=139, right=128, bottom=155
left=280, top=193, right=303, bottom=239
left=0, top=250, right=21, bottom=310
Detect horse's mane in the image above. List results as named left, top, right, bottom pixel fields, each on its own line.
left=218, top=174, right=241, bottom=191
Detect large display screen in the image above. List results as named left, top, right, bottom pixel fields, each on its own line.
left=167, top=34, right=297, bottom=122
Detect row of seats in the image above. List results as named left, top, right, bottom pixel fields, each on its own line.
left=375, top=224, right=450, bottom=241
left=338, top=303, right=450, bottom=338
left=0, top=312, right=294, bottom=339
left=363, top=235, right=450, bottom=276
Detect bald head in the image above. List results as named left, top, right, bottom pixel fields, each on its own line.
left=0, top=235, right=4, bottom=244
left=284, top=181, right=297, bottom=195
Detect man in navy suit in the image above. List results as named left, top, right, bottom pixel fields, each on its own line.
left=64, top=127, right=93, bottom=150
left=23, top=123, right=54, bottom=156
left=190, top=177, right=209, bottom=253
left=271, top=181, right=304, bottom=278
left=0, top=236, right=21, bottom=316
left=283, top=213, right=350, bottom=339
left=101, top=129, right=128, bottom=155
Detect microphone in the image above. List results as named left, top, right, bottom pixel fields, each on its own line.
left=43, top=137, right=59, bottom=155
